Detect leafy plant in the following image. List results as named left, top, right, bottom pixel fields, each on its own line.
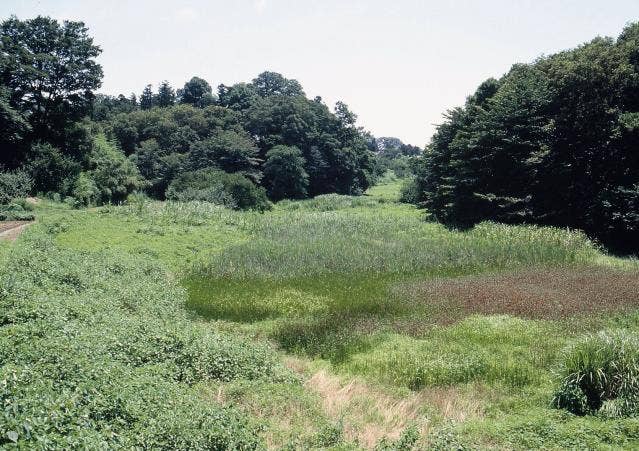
left=553, top=330, right=639, bottom=417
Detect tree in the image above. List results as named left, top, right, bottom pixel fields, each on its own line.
left=140, top=84, right=155, bottom=110
left=0, top=16, right=102, bottom=147
left=252, top=71, right=304, bottom=97
left=413, top=23, right=639, bottom=254
left=178, top=76, right=215, bottom=107
left=0, top=86, right=30, bottom=166
left=156, top=81, right=176, bottom=107
left=81, top=134, right=145, bottom=205
left=188, top=130, right=261, bottom=180
left=263, top=145, right=309, bottom=200
left=217, top=82, right=259, bottom=111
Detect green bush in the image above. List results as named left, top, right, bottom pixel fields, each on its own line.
left=0, top=227, right=293, bottom=448
left=0, top=201, right=35, bottom=221
left=167, top=168, right=271, bottom=211
left=0, top=170, right=32, bottom=205
left=399, top=178, right=420, bottom=204
left=553, top=330, right=639, bottom=417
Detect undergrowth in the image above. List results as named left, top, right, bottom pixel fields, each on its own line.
left=0, top=226, right=292, bottom=448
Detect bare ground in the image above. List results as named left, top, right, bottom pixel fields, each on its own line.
left=0, top=221, right=33, bottom=241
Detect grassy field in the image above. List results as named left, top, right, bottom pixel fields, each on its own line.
left=6, top=179, right=639, bottom=449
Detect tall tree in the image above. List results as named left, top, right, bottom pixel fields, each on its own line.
left=140, top=84, right=154, bottom=110
left=155, top=80, right=176, bottom=107
left=0, top=15, right=102, bottom=150
left=414, top=23, right=639, bottom=254
left=252, top=71, right=304, bottom=97
left=178, top=76, right=215, bottom=107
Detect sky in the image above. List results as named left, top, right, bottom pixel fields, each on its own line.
left=2, top=1, right=639, bottom=146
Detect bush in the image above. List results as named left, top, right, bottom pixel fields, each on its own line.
left=0, top=202, right=35, bottom=221
left=553, top=330, right=639, bottom=417
left=0, top=169, right=32, bottom=205
left=167, top=168, right=271, bottom=211
left=27, top=142, right=80, bottom=194
left=399, top=178, right=420, bottom=204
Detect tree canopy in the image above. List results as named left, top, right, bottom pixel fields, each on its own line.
left=0, top=15, right=379, bottom=209
left=412, top=23, right=639, bottom=254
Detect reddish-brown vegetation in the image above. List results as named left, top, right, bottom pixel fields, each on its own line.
left=394, top=267, right=639, bottom=324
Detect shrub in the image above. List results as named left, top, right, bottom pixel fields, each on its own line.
left=553, top=330, right=639, bottom=417
left=0, top=169, right=32, bottom=204
left=27, top=142, right=80, bottom=194
left=167, top=168, right=271, bottom=211
left=399, top=178, right=420, bottom=204
left=0, top=202, right=35, bottom=221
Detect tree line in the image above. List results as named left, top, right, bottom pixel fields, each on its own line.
left=1, top=15, right=415, bottom=210
left=410, top=23, right=639, bottom=254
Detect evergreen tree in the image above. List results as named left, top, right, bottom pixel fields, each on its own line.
left=156, top=81, right=176, bottom=107
left=140, top=84, right=154, bottom=110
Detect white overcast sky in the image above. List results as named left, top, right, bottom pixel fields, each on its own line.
left=3, top=0, right=639, bottom=146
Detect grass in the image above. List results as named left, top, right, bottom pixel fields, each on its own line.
left=10, top=178, right=639, bottom=449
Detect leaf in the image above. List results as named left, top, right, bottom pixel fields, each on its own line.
left=6, top=431, right=18, bottom=443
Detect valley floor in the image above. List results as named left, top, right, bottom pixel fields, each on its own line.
left=3, top=179, right=639, bottom=449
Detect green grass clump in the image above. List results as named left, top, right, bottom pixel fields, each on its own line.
left=345, top=316, right=561, bottom=390
left=0, top=226, right=292, bottom=448
left=277, top=193, right=385, bottom=211
left=553, top=330, right=639, bottom=417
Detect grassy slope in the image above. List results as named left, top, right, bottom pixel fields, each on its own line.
left=40, top=182, right=639, bottom=449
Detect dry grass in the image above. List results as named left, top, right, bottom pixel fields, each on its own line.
left=305, top=369, right=430, bottom=448
left=300, top=368, right=486, bottom=448
left=395, top=267, right=639, bottom=324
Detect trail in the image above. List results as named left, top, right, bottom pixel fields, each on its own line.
left=0, top=221, right=33, bottom=241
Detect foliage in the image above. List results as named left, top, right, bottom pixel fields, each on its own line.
left=0, top=15, right=102, bottom=164
left=178, top=76, right=216, bottom=107
left=156, top=80, right=176, bottom=107
left=399, top=178, right=420, bottom=204
left=263, top=145, right=309, bottom=200
left=413, top=24, right=639, bottom=254
left=0, top=169, right=32, bottom=204
left=166, top=168, right=271, bottom=211
left=74, top=134, right=145, bottom=206
left=553, top=330, right=639, bottom=417
left=187, top=130, right=261, bottom=180
left=0, top=224, right=292, bottom=448
left=27, top=142, right=80, bottom=194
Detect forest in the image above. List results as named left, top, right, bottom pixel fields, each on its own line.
left=408, top=23, right=639, bottom=254
left=0, top=16, right=421, bottom=215
left=1, top=13, right=639, bottom=451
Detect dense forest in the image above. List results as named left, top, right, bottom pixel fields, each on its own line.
left=0, top=15, right=416, bottom=211
left=409, top=23, right=639, bottom=254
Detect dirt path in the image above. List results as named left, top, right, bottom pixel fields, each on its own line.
left=0, top=221, right=33, bottom=241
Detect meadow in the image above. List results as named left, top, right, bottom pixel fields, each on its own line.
left=4, top=178, right=639, bottom=449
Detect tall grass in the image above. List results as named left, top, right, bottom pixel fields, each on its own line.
left=191, top=213, right=598, bottom=281
left=553, top=330, right=639, bottom=417
left=186, top=198, right=600, bottom=367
